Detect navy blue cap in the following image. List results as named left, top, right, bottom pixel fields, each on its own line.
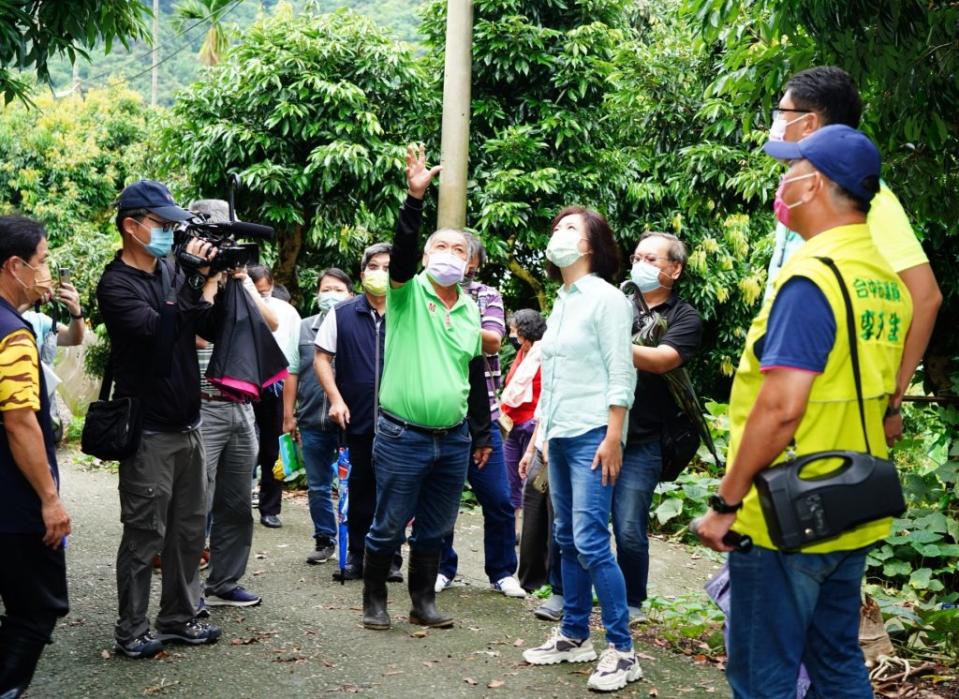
left=763, top=125, right=881, bottom=203
left=116, top=180, right=192, bottom=222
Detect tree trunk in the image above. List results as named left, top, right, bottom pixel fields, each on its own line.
left=507, top=255, right=546, bottom=311
left=275, top=223, right=305, bottom=307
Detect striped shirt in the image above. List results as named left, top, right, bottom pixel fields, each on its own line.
left=462, top=280, right=506, bottom=419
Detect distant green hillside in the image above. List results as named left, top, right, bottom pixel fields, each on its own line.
left=47, top=0, right=423, bottom=106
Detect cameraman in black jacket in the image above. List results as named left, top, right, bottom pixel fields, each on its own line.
left=97, top=180, right=222, bottom=658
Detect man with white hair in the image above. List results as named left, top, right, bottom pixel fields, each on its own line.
left=360, top=145, right=492, bottom=631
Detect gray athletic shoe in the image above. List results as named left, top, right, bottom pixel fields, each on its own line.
left=523, top=627, right=597, bottom=665
left=533, top=593, right=564, bottom=621
left=586, top=647, right=643, bottom=692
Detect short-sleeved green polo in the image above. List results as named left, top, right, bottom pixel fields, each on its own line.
left=378, top=271, right=481, bottom=427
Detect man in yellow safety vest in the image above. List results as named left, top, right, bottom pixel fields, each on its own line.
left=697, top=124, right=914, bottom=697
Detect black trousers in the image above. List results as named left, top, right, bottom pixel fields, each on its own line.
left=346, top=432, right=376, bottom=559
left=254, top=387, right=284, bottom=517
left=517, top=477, right=562, bottom=594
left=346, top=432, right=402, bottom=569
left=0, top=533, right=69, bottom=695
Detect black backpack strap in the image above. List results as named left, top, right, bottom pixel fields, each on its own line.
left=98, top=350, right=114, bottom=401
left=816, top=256, right=871, bottom=454
left=151, top=259, right=179, bottom=378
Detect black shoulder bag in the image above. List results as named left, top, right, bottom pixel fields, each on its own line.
left=753, top=257, right=906, bottom=550
left=81, top=353, right=143, bottom=461
left=81, top=261, right=177, bottom=460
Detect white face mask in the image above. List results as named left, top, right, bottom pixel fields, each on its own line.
left=546, top=228, right=585, bottom=269
left=769, top=113, right=810, bottom=143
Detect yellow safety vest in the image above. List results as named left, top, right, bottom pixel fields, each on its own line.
left=729, top=223, right=913, bottom=552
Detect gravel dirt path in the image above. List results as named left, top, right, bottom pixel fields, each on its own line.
left=26, top=452, right=728, bottom=698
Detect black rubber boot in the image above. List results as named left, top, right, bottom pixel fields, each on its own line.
left=361, top=552, right=392, bottom=630
left=408, top=550, right=453, bottom=628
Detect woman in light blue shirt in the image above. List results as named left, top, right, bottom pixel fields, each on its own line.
left=521, top=206, right=639, bottom=693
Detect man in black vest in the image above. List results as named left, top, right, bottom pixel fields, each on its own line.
left=0, top=216, right=71, bottom=698
left=315, top=243, right=402, bottom=581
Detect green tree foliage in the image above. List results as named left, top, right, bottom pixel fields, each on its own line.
left=153, top=6, right=432, bottom=303
left=173, top=0, right=237, bottom=66
left=683, top=0, right=959, bottom=384
left=419, top=0, right=772, bottom=393
left=0, top=84, right=153, bottom=316
left=44, top=0, right=423, bottom=107
left=0, top=0, right=150, bottom=104
left=420, top=0, right=641, bottom=311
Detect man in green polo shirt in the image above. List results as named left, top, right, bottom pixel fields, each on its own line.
left=361, top=145, right=493, bottom=632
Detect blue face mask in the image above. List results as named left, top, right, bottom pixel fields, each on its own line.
left=135, top=220, right=174, bottom=258
left=630, top=260, right=663, bottom=293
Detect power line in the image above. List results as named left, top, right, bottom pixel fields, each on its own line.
left=74, top=0, right=246, bottom=91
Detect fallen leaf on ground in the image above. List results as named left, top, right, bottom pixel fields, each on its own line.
left=513, top=638, right=524, bottom=647
left=637, top=652, right=656, bottom=661
left=649, top=689, right=658, bottom=697
left=230, top=637, right=259, bottom=646
left=464, top=677, right=478, bottom=686
left=410, top=629, right=428, bottom=638
left=100, top=649, right=111, bottom=660
left=423, top=661, right=434, bottom=668
left=384, top=670, right=404, bottom=676
left=488, top=680, right=504, bottom=689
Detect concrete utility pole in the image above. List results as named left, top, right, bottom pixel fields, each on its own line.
left=436, top=0, right=474, bottom=231
left=151, top=0, right=160, bottom=107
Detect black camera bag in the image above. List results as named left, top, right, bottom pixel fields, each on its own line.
left=754, top=257, right=905, bottom=550
left=81, top=361, right=142, bottom=461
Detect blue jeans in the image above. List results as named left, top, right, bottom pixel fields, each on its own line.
left=727, top=544, right=873, bottom=699
left=300, top=427, right=338, bottom=541
left=549, top=426, right=631, bottom=651
left=440, top=427, right=517, bottom=582
left=366, top=416, right=471, bottom=556
left=612, top=439, right=662, bottom=608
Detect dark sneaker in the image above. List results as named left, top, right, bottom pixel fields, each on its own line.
left=260, top=514, right=282, bottom=528
left=331, top=562, right=362, bottom=581
left=523, top=627, right=597, bottom=665
left=115, top=632, right=163, bottom=659
left=586, top=647, right=643, bottom=692
left=306, top=538, right=335, bottom=565
left=206, top=586, right=262, bottom=608
left=156, top=619, right=222, bottom=645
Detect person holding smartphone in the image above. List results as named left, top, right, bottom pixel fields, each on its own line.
left=20, top=265, right=86, bottom=442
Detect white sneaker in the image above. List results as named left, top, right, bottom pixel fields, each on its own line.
left=586, top=647, right=643, bottom=692
left=492, top=575, right=526, bottom=598
left=434, top=573, right=452, bottom=593
left=523, top=627, right=597, bottom=665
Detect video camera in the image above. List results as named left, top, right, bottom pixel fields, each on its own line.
left=173, top=174, right=275, bottom=273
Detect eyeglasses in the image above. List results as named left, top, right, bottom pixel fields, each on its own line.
left=771, top=108, right=812, bottom=122
left=629, top=253, right=668, bottom=265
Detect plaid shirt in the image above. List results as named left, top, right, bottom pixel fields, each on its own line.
left=463, top=280, right=506, bottom=419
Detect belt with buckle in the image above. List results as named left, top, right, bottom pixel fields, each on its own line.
left=380, top=410, right=464, bottom=437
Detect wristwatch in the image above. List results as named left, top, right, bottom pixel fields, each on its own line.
left=884, top=404, right=901, bottom=418
left=708, top=493, right=743, bottom=514
left=187, top=272, right=208, bottom=290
